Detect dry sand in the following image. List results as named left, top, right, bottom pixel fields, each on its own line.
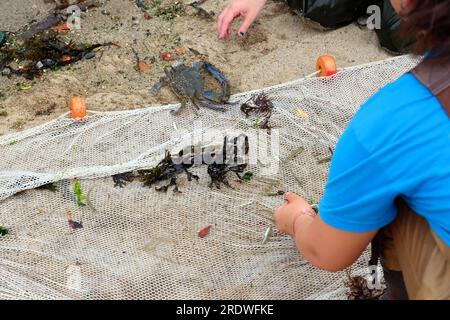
left=0, top=0, right=390, bottom=135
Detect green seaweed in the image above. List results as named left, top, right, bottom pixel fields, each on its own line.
left=74, top=179, right=87, bottom=206
left=0, top=226, right=9, bottom=236
left=151, top=0, right=186, bottom=21
left=242, top=171, right=254, bottom=182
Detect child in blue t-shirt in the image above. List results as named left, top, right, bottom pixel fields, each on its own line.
left=273, top=0, right=450, bottom=299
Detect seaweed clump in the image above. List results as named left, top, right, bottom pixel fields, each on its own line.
left=36, top=182, right=58, bottom=191
left=138, top=150, right=199, bottom=193
left=0, top=30, right=113, bottom=80
left=151, top=0, right=186, bottom=21
left=112, top=135, right=250, bottom=192
left=207, top=135, right=249, bottom=189
left=345, top=270, right=385, bottom=300
left=112, top=149, right=200, bottom=193
left=240, top=93, right=274, bottom=129
left=0, top=226, right=10, bottom=236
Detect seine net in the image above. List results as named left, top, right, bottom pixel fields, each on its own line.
left=0, top=55, right=419, bottom=300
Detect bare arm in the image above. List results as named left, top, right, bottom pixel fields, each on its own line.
left=274, top=193, right=378, bottom=272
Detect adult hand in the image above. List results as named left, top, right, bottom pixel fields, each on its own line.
left=217, top=0, right=267, bottom=39
left=274, top=192, right=315, bottom=236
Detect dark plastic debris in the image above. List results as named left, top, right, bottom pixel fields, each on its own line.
left=0, top=32, right=6, bottom=47
left=286, top=0, right=372, bottom=29
left=374, top=0, right=415, bottom=54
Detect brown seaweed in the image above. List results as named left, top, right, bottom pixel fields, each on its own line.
left=345, top=269, right=384, bottom=300
left=112, top=135, right=249, bottom=192
left=240, top=93, right=274, bottom=129
left=0, top=30, right=113, bottom=79
left=207, top=135, right=249, bottom=189
left=137, top=150, right=199, bottom=193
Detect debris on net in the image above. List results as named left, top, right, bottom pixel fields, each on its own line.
left=112, top=172, right=135, bottom=188
left=198, top=225, right=212, bottom=238
left=0, top=225, right=10, bottom=236
left=66, top=208, right=83, bottom=230
left=111, top=135, right=250, bottom=192
left=73, top=179, right=88, bottom=206
left=35, top=182, right=58, bottom=191
left=207, top=136, right=249, bottom=189
left=138, top=150, right=199, bottom=193
left=345, top=269, right=385, bottom=300
left=240, top=93, right=274, bottom=129
left=261, top=226, right=272, bottom=244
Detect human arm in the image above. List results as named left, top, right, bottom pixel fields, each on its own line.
left=274, top=193, right=378, bottom=272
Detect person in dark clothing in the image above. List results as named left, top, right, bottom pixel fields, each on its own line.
left=217, top=0, right=413, bottom=53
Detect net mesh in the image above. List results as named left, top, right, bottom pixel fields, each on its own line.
left=0, top=55, right=419, bottom=300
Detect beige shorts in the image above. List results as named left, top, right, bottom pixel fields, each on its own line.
left=381, top=201, right=450, bottom=299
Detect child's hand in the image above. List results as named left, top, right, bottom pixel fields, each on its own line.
left=274, top=192, right=316, bottom=236
left=217, top=0, right=267, bottom=39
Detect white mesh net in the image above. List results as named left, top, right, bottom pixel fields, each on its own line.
left=0, top=55, right=419, bottom=300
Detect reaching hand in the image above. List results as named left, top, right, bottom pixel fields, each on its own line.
left=217, top=0, right=267, bottom=39
left=274, top=192, right=316, bottom=236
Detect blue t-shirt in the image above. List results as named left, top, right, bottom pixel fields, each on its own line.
left=319, top=73, right=450, bottom=246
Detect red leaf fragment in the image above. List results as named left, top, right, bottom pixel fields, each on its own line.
left=198, top=225, right=212, bottom=238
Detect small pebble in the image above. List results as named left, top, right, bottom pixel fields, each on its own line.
left=82, top=52, right=96, bottom=60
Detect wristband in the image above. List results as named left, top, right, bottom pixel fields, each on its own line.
left=292, top=207, right=316, bottom=235
left=300, top=207, right=317, bottom=218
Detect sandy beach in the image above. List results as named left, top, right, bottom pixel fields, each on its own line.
left=0, top=0, right=390, bottom=135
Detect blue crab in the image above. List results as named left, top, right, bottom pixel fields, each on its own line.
left=149, top=61, right=230, bottom=113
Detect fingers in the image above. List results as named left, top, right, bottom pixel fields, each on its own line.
left=273, top=205, right=286, bottom=232
left=218, top=7, right=240, bottom=39
left=217, top=7, right=228, bottom=37
left=285, top=192, right=302, bottom=203
left=237, top=12, right=257, bottom=37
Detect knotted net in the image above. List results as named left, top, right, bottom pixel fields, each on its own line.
left=0, top=55, right=419, bottom=299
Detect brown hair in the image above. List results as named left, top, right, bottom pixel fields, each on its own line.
left=403, top=0, right=450, bottom=56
